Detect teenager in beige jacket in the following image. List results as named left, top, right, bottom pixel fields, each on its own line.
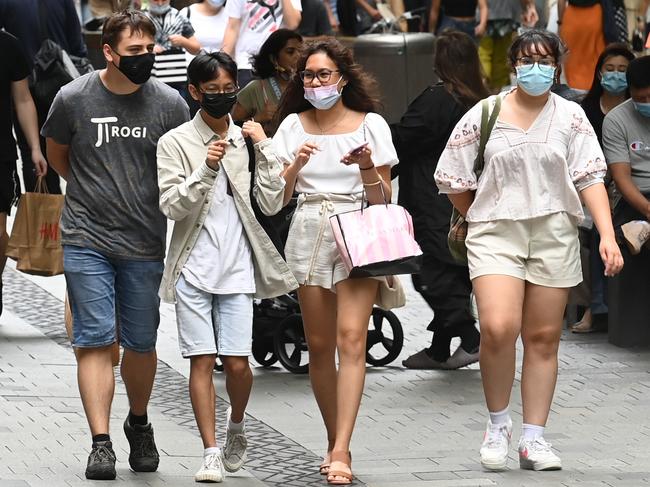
left=156, top=52, right=297, bottom=483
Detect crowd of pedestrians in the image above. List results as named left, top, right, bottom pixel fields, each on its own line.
left=1, top=0, right=650, bottom=485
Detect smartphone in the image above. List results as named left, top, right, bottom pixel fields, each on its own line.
left=348, top=142, right=369, bottom=155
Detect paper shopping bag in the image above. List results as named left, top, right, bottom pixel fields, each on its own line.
left=7, top=177, right=64, bottom=276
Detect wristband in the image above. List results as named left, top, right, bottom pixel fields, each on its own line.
left=359, top=165, right=375, bottom=171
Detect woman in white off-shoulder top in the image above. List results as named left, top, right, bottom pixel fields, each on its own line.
left=435, top=30, right=623, bottom=473
left=272, top=39, right=398, bottom=485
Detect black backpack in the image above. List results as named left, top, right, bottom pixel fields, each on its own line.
left=29, top=0, right=93, bottom=115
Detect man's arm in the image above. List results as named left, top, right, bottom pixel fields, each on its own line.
left=222, top=17, right=242, bottom=59
left=356, top=0, right=382, bottom=21
left=282, top=0, right=302, bottom=29
left=45, top=138, right=71, bottom=181
left=428, top=0, right=441, bottom=33
left=11, top=79, right=47, bottom=177
left=64, top=0, right=88, bottom=57
left=476, top=0, right=488, bottom=37
left=557, top=0, right=566, bottom=25
left=609, top=163, right=650, bottom=220
left=520, top=0, right=539, bottom=26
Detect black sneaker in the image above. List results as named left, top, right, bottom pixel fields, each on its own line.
left=123, top=417, right=159, bottom=472
left=85, top=440, right=117, bottom=480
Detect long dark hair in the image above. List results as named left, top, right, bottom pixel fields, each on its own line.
left=434, top=30, right=489, bottom=108
left=583, top=43, right=635, bottom=103
left=274, top=38, right=382, bottom=125
left=251, top=29, right=303, bottom=79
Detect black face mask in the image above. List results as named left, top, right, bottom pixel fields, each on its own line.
left=201, top=92, right=238, bottom=119
left=113, top=52, right=155, bottom=85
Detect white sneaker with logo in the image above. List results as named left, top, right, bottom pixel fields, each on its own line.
left=479, top=419, right=512, bottom=471
left=518, top=437, right=562, bottom=471
left=194, top=453, right=224, bottom=483
left=222, top=407, right=247, bottom=473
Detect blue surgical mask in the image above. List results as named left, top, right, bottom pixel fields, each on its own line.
left=516, top=63, right=556, bottom=96
left=304, top=77, right=343, bottom=110
left=207, top=0, right=226, bottom=7
left=600, top=71, right=628, bottom=94
left=633, top=101, right=650, bottom=118
left=149, top=3, right=171, bottom=15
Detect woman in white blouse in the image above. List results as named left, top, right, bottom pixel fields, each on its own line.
left=273, top=39, right=398, bottom=485
left=435, top=30, right=623, bottom=473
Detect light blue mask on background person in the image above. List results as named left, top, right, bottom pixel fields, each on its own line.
left=207, top=0, right=226, bottom=7
left=515, top=63, right=556, bottom=96
left=634, top=101, right=650, bottom=118
left=600, top=71, right=628, bottom=94
left=304, top=78, right=343, bottom=110
left=149, top=3, right=171, bottom=15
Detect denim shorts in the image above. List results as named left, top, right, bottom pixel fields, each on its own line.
left=175, top=274, right=253, bottom=358
left=63, top=245, right=164, bottom=352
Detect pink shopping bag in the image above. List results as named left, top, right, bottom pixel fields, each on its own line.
left=329, top=202, right=423, bottom=278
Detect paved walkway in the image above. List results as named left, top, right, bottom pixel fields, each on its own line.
left=2, top=261, right=650, bottom=487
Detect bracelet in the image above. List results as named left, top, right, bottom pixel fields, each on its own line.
left=362, top=180, right=383, bottom=187
left=359, top=165, right=375, bottom=171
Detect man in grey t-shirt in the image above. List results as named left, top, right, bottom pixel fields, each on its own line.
left=42, top=11, right=189, bottom=480
left=602, top=55, right=650, bottom=346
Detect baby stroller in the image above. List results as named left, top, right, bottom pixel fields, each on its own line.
left=252, top=291, right=405, bottom=374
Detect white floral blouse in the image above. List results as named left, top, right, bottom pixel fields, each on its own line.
left=434, top=91, right=607, bottom=223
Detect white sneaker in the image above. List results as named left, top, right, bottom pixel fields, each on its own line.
left=518, top=437, right=562, bottom=471
left=194, top=453, right=224, bottom=483
left=223, top=407, right=247, bottom=473
left=480, top=419, right=512, bottom=471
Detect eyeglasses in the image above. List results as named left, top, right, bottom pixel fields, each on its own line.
left=299, top=69, right=340, bottom=84
left=199, top=84, right=239, bottom=95
left=515, top=56, right=556, bottom=68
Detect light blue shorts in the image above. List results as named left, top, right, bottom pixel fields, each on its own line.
left=175, top=274, right=253, bottom=358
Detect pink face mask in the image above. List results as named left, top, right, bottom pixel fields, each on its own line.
left=304, top=77, right=343, bottom=110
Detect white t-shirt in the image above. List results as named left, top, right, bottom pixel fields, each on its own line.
left=273, top=112, right=399, bottom=194
left=180, top=4, right=229, bottom=64
left=182, top=168, right=256, bottom=294
left=225, top=0, right=302, bottom=69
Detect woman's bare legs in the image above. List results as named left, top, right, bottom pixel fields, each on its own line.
left=298, top=285, right=338, bottom=462
left=520, top=283, right=568, bottom=426
left=329, top=278, right=378, bottom=482
left=473, top=275, right=525, bottom=411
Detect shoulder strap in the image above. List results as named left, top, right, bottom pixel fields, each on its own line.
left=38, top=0, right=49, bottom=42
left=474, top=96, right=502, bottom=178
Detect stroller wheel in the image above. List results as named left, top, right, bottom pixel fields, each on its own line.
left=252, top=338, right=278, bottom=367
left=274, top=314, right=309, bottom=374
left=366, top=308, right=404, bottom=366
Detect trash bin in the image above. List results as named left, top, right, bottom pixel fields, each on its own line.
left=350, top=33, right=436, bottom=124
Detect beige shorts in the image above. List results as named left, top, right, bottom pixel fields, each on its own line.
left=285, top=193, right=364, bottom=291
left=466, top=212, right=582, bottom=288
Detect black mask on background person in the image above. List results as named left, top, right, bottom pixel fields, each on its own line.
left=201, top=92, right=238, bottom=119
left=113, top=51, right=155, bottom=85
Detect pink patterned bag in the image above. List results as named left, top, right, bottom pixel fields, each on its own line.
left=329, top=198, right=423, bottom=278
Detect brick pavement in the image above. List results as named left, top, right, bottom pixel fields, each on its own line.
left=2, top=265, right=650, bottom=487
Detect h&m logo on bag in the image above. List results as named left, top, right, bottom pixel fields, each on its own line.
left=39, top=222, right=60, bottom=242
left=91, top=117, right=148, bottom=148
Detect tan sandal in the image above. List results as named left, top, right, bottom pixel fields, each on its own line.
left=327, top=451, right=353, bottom=485
left=319, top=439, right=336, bottom=475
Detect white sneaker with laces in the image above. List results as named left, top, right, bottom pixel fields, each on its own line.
left=480, top=418, right=512, bottom=471
left=223, top=407, right=247, bottom=473
left=518, top=437, right=562, bottom=471
left=194, top=453, right=224, bottom=483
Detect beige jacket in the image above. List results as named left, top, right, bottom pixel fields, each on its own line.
left=157, top=113, right=298, bottom=303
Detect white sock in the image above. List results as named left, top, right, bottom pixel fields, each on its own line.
left=204, top=447, right=220, bottom=457
left=228, top=415, right=245, bottom=434
left=522, top=423, right=544, bottom=441
left=488, top=407, right=510, bottom=427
